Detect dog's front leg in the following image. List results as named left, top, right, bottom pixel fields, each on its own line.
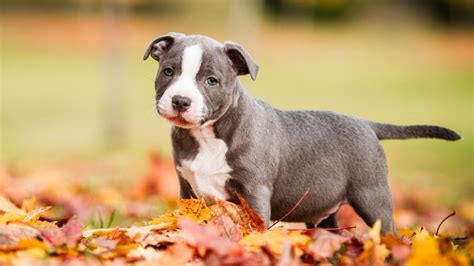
left=226, top=179, right=272, bottom=226
left=177, top=174, right=196, bottom=199
left=246, top=186, right=272, bottom=226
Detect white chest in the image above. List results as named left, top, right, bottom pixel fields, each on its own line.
left=177, top=127, right=232, bottom=203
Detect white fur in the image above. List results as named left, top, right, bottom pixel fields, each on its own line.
left=177, top=126, right=232, bottom=204
left=158, top=45, right=205, bottom=125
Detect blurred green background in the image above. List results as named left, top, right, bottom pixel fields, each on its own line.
left=1, top=0, right=473, bottom=204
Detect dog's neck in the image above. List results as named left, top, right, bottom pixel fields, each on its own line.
left=213, top=81, right=255, bottom=140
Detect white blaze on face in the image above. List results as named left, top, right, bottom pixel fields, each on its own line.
left=158, top=45, right=205, bottom=126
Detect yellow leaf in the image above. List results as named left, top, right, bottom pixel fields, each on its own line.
left=148, top=199, right=212, bottom=230
left=357, top=220, right=390, bottom=265
left=177, top=199, right=212, bottom=221
left=82, top=228, right=126, bottom=239
left=398, top=228, right=416, bottom=239
left=0, top=212, right=25, bottom=225
left=148, top=211, right=179, bottom=230
left=407, top=235, right=469, bottom=266
left=20, top=198, right=40, bottom=213
left=15, top=247, right=47, bottom=259
left=466, top=239, right=474, bottom=259
left=357, top=240, right=390, bottom=266
left=17, top=238, right=47, bottom=251
left=240, top=229, right=311, bottom=257
left=22, top=206, right=52, bottom=223
left=369, top=219, right=381, bottom=244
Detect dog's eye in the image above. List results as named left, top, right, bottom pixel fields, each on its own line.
left=205, top=77, right=218, bottom=86
left=163, top=67, right=174, bottom=77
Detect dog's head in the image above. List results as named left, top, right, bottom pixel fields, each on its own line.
left=144, top=32, right=259, bottom=129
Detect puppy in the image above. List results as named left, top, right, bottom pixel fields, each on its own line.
left=143, top=32, right=461, bottom=234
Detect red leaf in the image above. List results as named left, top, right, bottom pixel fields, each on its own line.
left=61, top=216, right=83, bottom=247
left=179, top=219, right=241, bottom=257
left=236, top=193, right=266, bottom=233
left=309, top=229, right=348, bottom=260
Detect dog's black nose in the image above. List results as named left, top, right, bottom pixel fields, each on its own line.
left=171, top=95, right=192, bottom=112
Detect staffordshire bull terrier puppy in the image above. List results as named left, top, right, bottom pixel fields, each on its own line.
left=143, top=32, right=461, bottom=234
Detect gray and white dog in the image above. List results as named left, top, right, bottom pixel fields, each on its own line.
left=143, top=32, right=461, bottom=235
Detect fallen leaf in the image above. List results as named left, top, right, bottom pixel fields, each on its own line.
left=240, top=229, right=311, bottom=257
left=0, top=196, right=25, bottom=215
left=309, top=229, right=348, bottom=260
left=0, top=224, right=39, bottom=250
left=236, top=193, right=266, bottom=233
left=61, top=216, right=83, bottom=247
left=277, top=241, right=301, bottom=266
left=22, top=206, right=52, bottom=223
left=357, top=220, right=390, bottom=266
left=407, top=235, right=469, bottom=266
left=179, top=219, right=241, bottom=257
left=208, top=212, right=243, bottom=241
left=35, top=221, right=67, bottom=247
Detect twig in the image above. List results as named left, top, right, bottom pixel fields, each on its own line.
left=321, top=225, right=356, bottom=231
left=435, top=211, right=456, bottom=236
left=286, top=225, right=356, bottom=232
left=268, top=189, right=310, bottom=230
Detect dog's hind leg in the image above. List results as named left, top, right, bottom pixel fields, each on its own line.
left=317, top=213, right=338, bottom=229
left=306, top=213, right=338, bottom=229
left=348, top=185, right=395, bottom=235
left=305, top=222, right=315, bottom=228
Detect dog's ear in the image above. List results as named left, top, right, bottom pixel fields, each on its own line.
left=224, top=41, right=259, bottom=81
left=143, top=32, right=185, bottom=61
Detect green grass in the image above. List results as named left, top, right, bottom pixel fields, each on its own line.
left=1, top=24, right=472, bottom=204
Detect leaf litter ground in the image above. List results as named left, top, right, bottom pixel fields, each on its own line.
left=0, top=155, right=473, bottom=265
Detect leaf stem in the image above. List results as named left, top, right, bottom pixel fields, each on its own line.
left=268, top=189, right=310, bottom=230
left=435, top=211, right=456, bottom=236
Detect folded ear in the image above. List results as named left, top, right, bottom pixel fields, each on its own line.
left=143, top=32, right=185, bottom=61
left=223, top=41, right=259, bottom=80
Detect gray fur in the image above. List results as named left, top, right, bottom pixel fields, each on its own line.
left=144, top=33, right=461, bottom=235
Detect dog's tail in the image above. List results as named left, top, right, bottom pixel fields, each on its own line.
left=368, top=122, right=462, bottom=141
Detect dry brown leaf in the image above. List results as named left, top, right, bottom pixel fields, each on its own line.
left=179, top=219, right=241, bottom=257
left=0, top=196, right=25, bottom=215
left=61, top=216, right=83, bottom=247
left=208, top=212, right=243, bottom=242
left=309, top=229, right=348, bottom=260
left=0, top=224, right=39, bottom=250
left=210, top=199, right=264, bottom=237
left=277, top=241, right=302, bottom=266
left=236, top=193, right=266, bottom=233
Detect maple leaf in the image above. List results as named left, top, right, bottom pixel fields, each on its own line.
left=210, top=198, right=266, bottom=237
left=357, top=220, right=390, bottom=266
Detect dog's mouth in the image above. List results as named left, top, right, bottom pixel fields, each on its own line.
left=157, top=104, right=206, bottom=128
left=160, top=113, right=198, bottom=128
